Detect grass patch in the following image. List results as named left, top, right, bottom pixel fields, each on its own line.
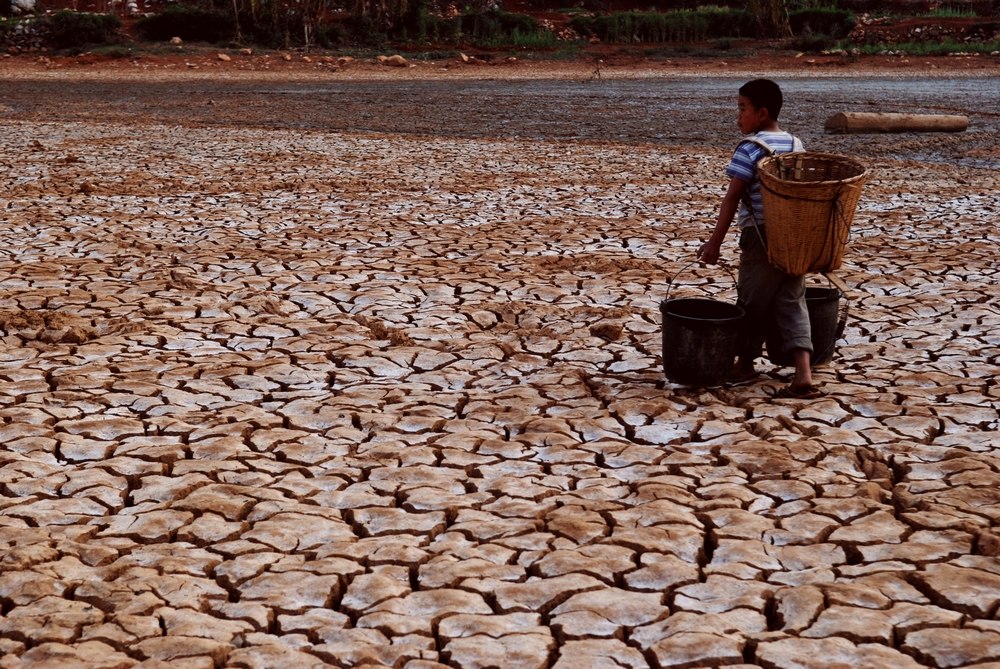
left=921, top=6, right=978, bottom=18
left=88, top=44, right=133, bottom=58
left=569, top=7, right=754, bottom=44
left=848, top=37, right=1000, bottom=55
left=791, top=33, right=838, bottom=52
left=394, top=9, right=557, bottom=50
left=473, top=27, right=559, bottom=49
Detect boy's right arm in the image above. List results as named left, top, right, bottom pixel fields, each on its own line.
left=698, top=177, right=748, bottom=265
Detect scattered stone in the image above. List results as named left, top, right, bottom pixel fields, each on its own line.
left=378, top=54, right=409, bottom=67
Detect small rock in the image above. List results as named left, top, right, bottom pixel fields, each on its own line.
left=378, top=54, right=408, bottom=67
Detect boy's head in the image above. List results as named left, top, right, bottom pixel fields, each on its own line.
left=737, top=79, right=783, bottom=134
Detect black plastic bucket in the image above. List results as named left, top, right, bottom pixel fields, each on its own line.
left=660, top=297, right=745, bottom=386
left=766, top=286, right=846, bottom=366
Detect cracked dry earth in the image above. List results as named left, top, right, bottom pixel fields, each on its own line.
left=0, top=69, right=999, bottom=669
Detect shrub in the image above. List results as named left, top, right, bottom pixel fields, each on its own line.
left=569, top=8, right=753, bottom=43
left=136, top=5, right=234, bottom=43
left=44, top=11, right=121, bottom=49
left=790, top=33, right=837, bottom=51
left=406, top=8, right=451, bottom=43
left=458, top=10, right=542, bottom=43
left=345, top=14, right=388, bottom=47
left=317, top=20, right=351, bottom=47
left=390, top=9, right=551, bottom=48
left=699, top=6, right=755, bottom=38
left=475, top=27, right=558, bottom=48
left=789, top=8, right=856, bottom=38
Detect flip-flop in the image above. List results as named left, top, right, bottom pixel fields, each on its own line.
left=773, top=383, right=823, bottom=399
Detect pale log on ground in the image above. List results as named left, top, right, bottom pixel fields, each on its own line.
left=825, top=111, right=969, bottom=133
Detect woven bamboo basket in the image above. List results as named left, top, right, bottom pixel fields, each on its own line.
left=758, top=152, right=868, bottom=276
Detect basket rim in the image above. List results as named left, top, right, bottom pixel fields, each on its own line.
left=759, top=151, right=868, bottom=185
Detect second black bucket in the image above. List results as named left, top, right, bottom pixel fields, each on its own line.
left=766, top=286, right=846, bottom=366
left=661, top=297, right=745, bottom=386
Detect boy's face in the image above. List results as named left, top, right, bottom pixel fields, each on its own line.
left=737, top=95, right=769, bottom=134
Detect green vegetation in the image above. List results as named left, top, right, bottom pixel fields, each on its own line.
left=788, top=7, right=856, bottom=38
left=791, top=33, right=838, bottom=51
left=0, top=0, right=997, bottom=58
left=848, top=37, right=1000, bottom=55
left=921, top=6, right=978, bottom=18
left=392, top=9, right=555, bottom=49
left=569, top=8, right=754, bottom=43
left=136, top=5, right=235, bottom=44
left=460, top=10, right=539, bottom=39
left=43, top=11, right=121, bottom=49
left=565, top=5, right=854, bottom=46
left=0, top=18, right=15, bottom=40
left=473, top=28, right=559, bottom=49
left=88, top=44, right=133, bottom=58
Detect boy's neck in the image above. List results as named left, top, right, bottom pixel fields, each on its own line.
left=754, top=121, right=781, bottom=133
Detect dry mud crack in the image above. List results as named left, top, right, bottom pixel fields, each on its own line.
left=0, top=67, right=998, bottom=669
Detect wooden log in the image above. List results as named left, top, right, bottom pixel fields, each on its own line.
left=825, top=111, right=969, bottom=134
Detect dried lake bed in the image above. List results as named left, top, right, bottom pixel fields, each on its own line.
left=0, top=64, right=998, bottom=668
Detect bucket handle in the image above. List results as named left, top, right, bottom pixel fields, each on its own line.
left=666, top=261, right=738, bottom=302
left=822, top=271, right=850, bottom=299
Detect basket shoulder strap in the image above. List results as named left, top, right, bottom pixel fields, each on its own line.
left=738, top=136, right=776, bottom=157
left=739, top=135, right=804, bottom=157
left=735, top=138, right=774, bottom=230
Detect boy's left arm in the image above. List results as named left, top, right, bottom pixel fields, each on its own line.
left=698, top=176, right=749, bottom=265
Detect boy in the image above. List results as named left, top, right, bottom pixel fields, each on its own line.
left=697, top=78, right=819, bottom=398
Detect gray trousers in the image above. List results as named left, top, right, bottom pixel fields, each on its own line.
left=737, top=227, right=813, bottom=362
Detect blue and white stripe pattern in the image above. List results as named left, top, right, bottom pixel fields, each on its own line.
left=726, top=131, right=801, bottom=230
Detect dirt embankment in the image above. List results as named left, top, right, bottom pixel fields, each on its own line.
left=2, top=43, right=999, bottom=82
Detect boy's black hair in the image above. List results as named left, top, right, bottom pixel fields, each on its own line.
left=739, top=79, right=783, bottom=121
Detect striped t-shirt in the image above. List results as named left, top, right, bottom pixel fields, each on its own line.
left=726, top=131, right=802, bottom=229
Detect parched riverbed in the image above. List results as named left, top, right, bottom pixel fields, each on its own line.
left=0, top=66, right=998, bottom=668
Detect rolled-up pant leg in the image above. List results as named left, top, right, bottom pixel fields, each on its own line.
left=737, top=228, right=812, bottom=362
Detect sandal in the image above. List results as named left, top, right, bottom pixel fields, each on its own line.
left=773, top=383, right=823, bottom=399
